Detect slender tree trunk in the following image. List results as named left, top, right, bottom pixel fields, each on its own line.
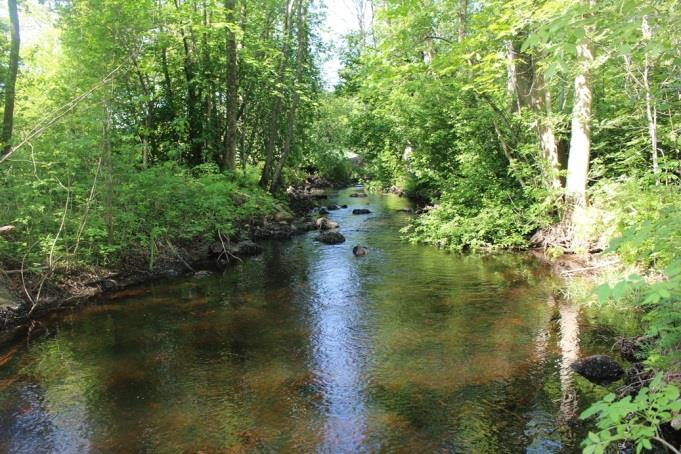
left=506, top=40, right=561, bottom=189
left=457, top=0, right=467, bottom=42
left=530, top=68, right=562, bottom=189
left=270, top=0, right=306, bottom=194
left=103, top=99, right=114, bottom=244
left=259, top=0, right=292, bottom=188
left=1, top=0, right=20, bottom=156
left=566, top=0, right=595, bottom=207
left=642, top=15, right=659, bottom=184
left=175, top=0, right=202, bottom=165
left=223, top=0, right=238, bottom=170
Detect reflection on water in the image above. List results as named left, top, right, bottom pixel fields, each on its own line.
left=0, top=188, right=618, bottom=453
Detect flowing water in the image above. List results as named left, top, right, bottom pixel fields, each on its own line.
left=0, top=188, right=623, bottom=453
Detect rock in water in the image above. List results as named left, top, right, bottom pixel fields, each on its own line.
left=349, top=192, right=367, bottom=198
left=231, top=240, right=263, bottom=256
left=353, top=246, right=368, bottom=256
left=318, top=208, right=329, bottom=215
left=315, top=232, right=346, bottom=245
left=571, top=355, right=624, bottom=385
left=352, top=209, right=372, bottom=215
left=316, top=217, right=339, bottom=230
left=326, top=205, right=340, bottom=211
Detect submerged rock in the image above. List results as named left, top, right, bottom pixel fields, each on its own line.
left=340, top=204, right=348, bottom=209
left=349, top=192, right=367, bottom=198
left=231, top=240, right=264, bottom=256
left=352, top=209, right=372, bottom=215
left=571, top=355, right=624, bottom=385
left=315, top=231, right=346, bottom=245
left=353, top=246, right=368, bottom=257
left=316, top=217, right=339, bottom=230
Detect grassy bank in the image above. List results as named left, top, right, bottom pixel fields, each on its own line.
left=0, top=163, right=289, bottom=312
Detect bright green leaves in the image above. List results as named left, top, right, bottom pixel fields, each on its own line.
left=581, top=375, right=681, bottom=454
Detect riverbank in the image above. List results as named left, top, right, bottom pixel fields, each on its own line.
left=0, top=186, right=619, bottom=453
left=0, top=183, right=335, bottom=346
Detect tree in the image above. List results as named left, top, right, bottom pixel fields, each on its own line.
left=223, top=0, right=238, bottom=170
left=1, top=0, right=20, bottom=157
left=565, top=0, right=596, bottom=207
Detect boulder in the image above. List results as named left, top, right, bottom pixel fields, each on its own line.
left=318, top=208, right=329, bottom=215
left=316, top=217, right=339, bottom=230
left=340, top=204, right=348, bottom=209
left=571, top=355, right=624, bottom=385
left=352, top=209, right=372, bottom=215
left=315, top=231, right=346, bottom=245
left=326, top=205, right=340, bottom=211
left=352, top=246, right=368, bottom=257
left=231, top=240, right=264, bottom=256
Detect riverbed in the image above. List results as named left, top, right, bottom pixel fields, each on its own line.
left=0, top=188, right=621, bottom=453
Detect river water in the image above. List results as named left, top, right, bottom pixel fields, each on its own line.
left=0, top=188, right=621, bottom=453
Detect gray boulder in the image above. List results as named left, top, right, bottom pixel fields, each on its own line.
left=352, top=209, right=372, bottom=215
left=316, top=231, right=346, bottom=245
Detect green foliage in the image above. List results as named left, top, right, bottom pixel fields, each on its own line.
left=0, top=162, right=277, bottom=270
left=580, top=375, right=681, bottom=454
left=592, top=182, right=681, bottom=368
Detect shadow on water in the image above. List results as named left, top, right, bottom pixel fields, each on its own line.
left=0, top=187, right=627, bottom=453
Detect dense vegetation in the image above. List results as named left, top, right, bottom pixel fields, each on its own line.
left=1, top=0, right=681, bottom=451
left=323, top=0, right=681, bottom=451
left=0, top=0, right=330, bottom=274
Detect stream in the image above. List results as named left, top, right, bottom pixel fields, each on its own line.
left=0, top=187, right=621, bottom=453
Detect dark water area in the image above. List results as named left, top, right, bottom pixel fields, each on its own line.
left=0, top=188, right=623, bottom=453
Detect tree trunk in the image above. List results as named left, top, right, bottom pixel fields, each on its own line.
left=223, top=0, right=238, bottom=170
left=506, top=40, right=561, bottom=189
left=1, top=0, right=20, bottom=156
left=642, top=15, right=659, bottom=184
left=530, top=68, right=562, bottom=189
left=457, top=0, right=467, bottom=42
left=269, top=0, right=306, bottom=194
left=565, top=0, right=595, bottom=206
left=259, top=0, right=293, bottom=188
left=175, top=0, right=202, bottom=166
left=103, top=100, right=114, bottom=245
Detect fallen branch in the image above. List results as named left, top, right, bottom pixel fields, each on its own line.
left=0, top=225, right=15, bottom=235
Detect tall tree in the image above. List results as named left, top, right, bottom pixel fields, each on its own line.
left=565, top=0, right=596, bottom=206
left=270, top=0, right=307, bottom=193
left=259, top=0, right=293, bottom=188
left=223, top=0, right=238, bottom=170
left=1, top=0, right=20, bottom=157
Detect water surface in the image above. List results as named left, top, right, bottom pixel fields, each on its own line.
left=0, top=188, right=619, bottom=453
